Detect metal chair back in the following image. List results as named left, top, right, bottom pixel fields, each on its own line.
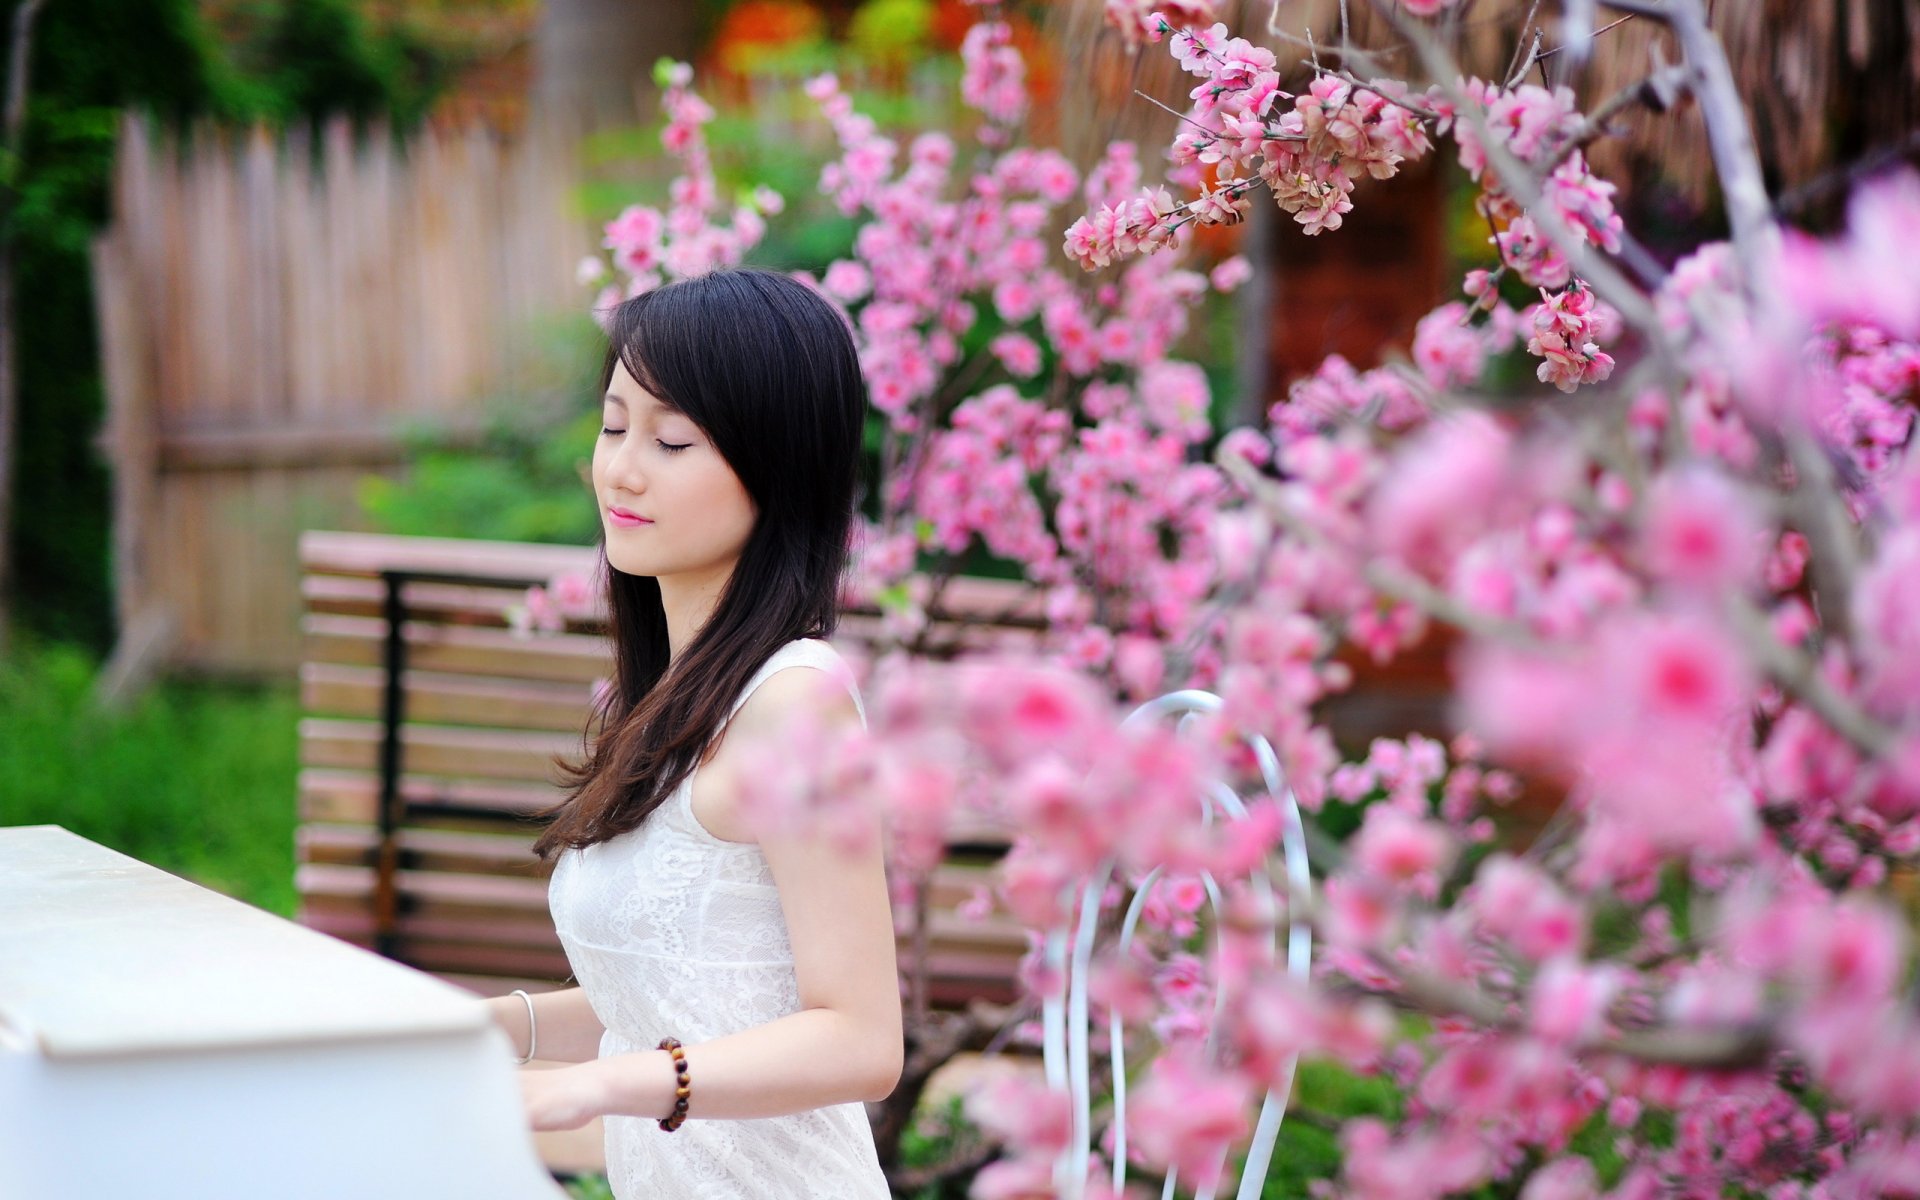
left=1040, top=689, right=1314, bottom=1200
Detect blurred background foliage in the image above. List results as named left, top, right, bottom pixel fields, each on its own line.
left=0, top=632, right=298, bottom=912
left=5, top=0, right=481, bottom=652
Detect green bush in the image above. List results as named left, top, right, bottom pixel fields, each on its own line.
left=0, top=637, right=298, bottom=914
left=4, top=0, right=464, bottom=651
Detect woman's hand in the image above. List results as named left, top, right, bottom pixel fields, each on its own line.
left=517, top=1063, right=611, bottom=1132
left=520, top=1051, right=679, bottom=1130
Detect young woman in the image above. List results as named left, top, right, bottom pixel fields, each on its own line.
left=483, top=268, right=901, bottom=1198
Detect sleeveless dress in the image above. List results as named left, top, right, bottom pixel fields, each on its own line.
left=546, top=638, right=892, bottom=1199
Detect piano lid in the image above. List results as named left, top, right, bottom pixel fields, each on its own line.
left=0, top=825, right=490, bottom=1059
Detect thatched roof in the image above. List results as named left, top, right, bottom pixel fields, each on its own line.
left=1044, top=0, right=1920, bottom=218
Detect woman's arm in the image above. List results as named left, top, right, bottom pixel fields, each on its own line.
left=518, top=669, right=903, bottom=1129
left=483, top=985, right=607, bottom=1064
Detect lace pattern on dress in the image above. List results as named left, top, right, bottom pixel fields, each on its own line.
left=547, top=638, right=890, bottom=1199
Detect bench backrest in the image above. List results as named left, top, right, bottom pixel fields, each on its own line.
left=295, top=530, right=1039, bottom=1002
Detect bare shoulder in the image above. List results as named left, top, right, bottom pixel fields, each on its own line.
left=692, top=662, right=860, bottom=842
left=726, top=663, right=860, bottom=740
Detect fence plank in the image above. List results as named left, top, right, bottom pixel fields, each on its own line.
left=94, top=116, right=596, bottom=675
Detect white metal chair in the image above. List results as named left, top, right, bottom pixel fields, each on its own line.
left=1041, top=690, right=1314, bottom=1200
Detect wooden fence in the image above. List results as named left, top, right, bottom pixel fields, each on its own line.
left=92, top=115, right=593, bottom=679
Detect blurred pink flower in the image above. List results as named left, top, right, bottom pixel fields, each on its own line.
left=1126, top=1052, right=1251, bottom=1188
left=1641, top=467, right=1765, bottom=594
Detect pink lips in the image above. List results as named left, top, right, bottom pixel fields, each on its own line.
left=607, top=506, right=653, bottom=528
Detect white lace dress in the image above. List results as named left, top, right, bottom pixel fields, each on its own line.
left=547, top=638, right=892, bottom=1199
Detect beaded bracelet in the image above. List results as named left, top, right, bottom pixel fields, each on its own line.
left=657, top=1037, right=691, bottom=1132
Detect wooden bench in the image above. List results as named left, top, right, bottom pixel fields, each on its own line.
left=294, top=531, right=1041, bottom=1006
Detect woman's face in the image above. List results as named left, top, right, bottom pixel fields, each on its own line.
left=592, top=359, right=757, bottom=584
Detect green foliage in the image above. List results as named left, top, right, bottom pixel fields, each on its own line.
left=216, top=0, right=454, bottom=132
left=848, top=0, right=934, bottom=65
left=356, top=415, right=602, bottom=545
left=1258, top=1060, right=1404, bottom=1198
left=2, top=0, right=458, bottom=651
left=3, top=0, right=242, bottom=649
left=899, top=1092, right=982, bottom=1200
left=356, top=312, right=608, bottom=545
left=0, top=636, right=299, bottom=914
left=561, top=1175, right=614, bottom=1200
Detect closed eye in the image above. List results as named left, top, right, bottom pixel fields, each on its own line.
left=656, top=440, right=692, bottom=453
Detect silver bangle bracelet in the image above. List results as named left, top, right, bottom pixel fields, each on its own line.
left=510, top=988, right=537, bottom=1064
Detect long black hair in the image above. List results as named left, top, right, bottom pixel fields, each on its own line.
left=533, top=268, right=866, bottom=858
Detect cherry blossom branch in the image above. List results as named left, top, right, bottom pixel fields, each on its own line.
left=1218, top=446, right=1544, bottom=647
left=1306, top=933, right=1779, bottom=1071
left=1594, top=0, right=1777, bottom=288
left=1729, top=598, right=1895, bottom=758
left=1366, top=1, right=1666, bottom=349
left=1548, top=62, right=1693, bottom=172
left=1532, top=12, right=1640, bottom=63
left=1587, top=1, right=1875, bottom=647
left=1502, top=0, right=1545, bottom=86
left=1325, top=68, right=1446, bottom=123
left=1505, top=29, right=1546, bottom=89
left=1774, top=128, right=1920, bottom=219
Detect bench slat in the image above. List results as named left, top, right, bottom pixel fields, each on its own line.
left=299, top=768, right=560, bottom=823
left=300, top=530, right=597, bottom=581
left=302, top=574, right=592, bottom=628
left=304, top=614, right=609, bottom=684
left=300, top=718, right=576, bottom=783
left=302, top=662, right=596, bottom=732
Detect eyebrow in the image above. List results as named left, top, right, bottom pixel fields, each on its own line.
left=602, top=392, right=684, bottom=416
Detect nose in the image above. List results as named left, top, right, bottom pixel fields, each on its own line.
left=601, top=434, right=648, bottom=498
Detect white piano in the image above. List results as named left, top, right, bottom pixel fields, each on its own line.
left=0, top=825, right=566, bottom=1199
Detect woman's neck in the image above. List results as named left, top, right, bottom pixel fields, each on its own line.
left=656, top=565, right=736, bottom=661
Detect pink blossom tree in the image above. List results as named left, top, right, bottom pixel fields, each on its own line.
left=578, top=1, right=1920, bottom=1194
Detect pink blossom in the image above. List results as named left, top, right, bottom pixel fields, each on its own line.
left=1340, top=1118, right=1491, bottom=1200
left=1322, top=875, right=1398, bottom=947
left=1641, top=466, right=1766, bottom=594
left=965, top=1074, right=1073, bottom=1154
left=1412, top=301, right=1494, bottom=388
left=1604, top=610, right=1751, bottom=727
left=989, top=332, right=1042, bottom=378
left=1497, top=214, right=1572, bottom=290
left=967, top=1155, right=1055, bottom=1200
left=1350, top=805, right=1454, bottom=897
left=821, top=259, right=872, bottom=303
left=1527, top=958, right=1617, bottom=1045
left=1519, top=1157, right=1600, bottom=1200
left=1125, top=1053, right=1251, bottom=1188
left=1209, top=255, right=1253, bottom=292
left=1527, top=283, right=1617, bottom=392
left=1368, top=411, right=1514, bottom=579
left=1170, top=22, right=1228, bottom=75
left=1853, top=530, right=1920, bottom=715
left=1472, top=855, right=1585, bottom=960
left=959, top=21, right=1028, bottom=129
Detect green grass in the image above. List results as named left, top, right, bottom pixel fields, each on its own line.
left=0, top=638, right=300, bottom=915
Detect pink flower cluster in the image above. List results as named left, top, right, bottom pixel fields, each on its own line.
left=959, top=20, right=1027, bottom=136
left=1527, top=283, right=1618, bottom=392
left=1065, top=26, right=1436, bottom=268
left=589, top=65, right=780, bottom=311
left=1431, top=78, right=1628, bottom=392
left=803, top=50, right=1243, bottom=664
